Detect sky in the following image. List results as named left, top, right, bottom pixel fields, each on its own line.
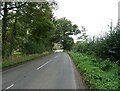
left=54, top=0, right=120, bottom=40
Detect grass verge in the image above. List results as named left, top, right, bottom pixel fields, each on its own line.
left=2, top=51, right=51, bottom=69
left=68, top=51, right=119, bottom=89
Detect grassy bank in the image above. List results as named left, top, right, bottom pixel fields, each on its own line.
left=68, top=52, right=119, bottom=89
left=2, top=51, right=51, bottom=68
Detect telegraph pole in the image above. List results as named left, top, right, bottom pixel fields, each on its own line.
left=118, top=1, right=120, bottom=27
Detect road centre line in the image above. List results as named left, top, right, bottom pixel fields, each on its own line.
left=37, top=60, right=53, bottom=70
left=5, top=84, right=14, bottom=90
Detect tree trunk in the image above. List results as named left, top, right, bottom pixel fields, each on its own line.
left=2, top=2, right=8, bottom=59
left=10, top=16, right=17, bottom=56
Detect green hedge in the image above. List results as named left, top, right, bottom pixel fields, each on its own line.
left=69, top=52, right=119, bottom=89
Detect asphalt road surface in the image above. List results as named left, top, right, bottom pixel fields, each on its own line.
left=2, top=52, right=86, bottom=90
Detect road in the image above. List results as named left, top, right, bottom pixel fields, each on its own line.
left=2, top=52, right=86, bottom=90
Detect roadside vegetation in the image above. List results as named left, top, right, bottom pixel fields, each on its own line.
left=70, top=24, right=120, bottom=89
left=2, top=52, right=50, bottom=68
left=1, top=1, right=120, bottom=89
left=1, top=1, right=80, bottom=68
left=69, top=52, right=119, bottom=89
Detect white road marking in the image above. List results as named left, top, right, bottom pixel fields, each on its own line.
left=37, top=60, right=53, bottom=70
left=5, top=84, right=14, bottom=90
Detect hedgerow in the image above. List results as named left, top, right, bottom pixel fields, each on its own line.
left=69, top=52, right=119, bottom=89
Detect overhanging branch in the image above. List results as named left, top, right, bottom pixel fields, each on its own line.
left=7, top=2, right=27, bottom=10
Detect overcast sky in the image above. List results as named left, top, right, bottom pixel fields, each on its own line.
left=54, top=0, right=119, bottom=39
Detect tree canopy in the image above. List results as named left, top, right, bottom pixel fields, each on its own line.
left=1, top=1, right=57, bottom=59
left=1, top=1, right=81, bottom=60
left=51, top=17, right=81, bottom=50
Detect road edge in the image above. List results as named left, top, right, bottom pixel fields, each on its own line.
left=68, top=53, right=88, bottom=89
left=2, top=52, right=53, bottom=71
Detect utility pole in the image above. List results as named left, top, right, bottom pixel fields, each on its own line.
left=118, top=1, right=120, bottom=27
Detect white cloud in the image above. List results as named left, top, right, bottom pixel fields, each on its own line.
left=54, top=0, right=119, bottom=37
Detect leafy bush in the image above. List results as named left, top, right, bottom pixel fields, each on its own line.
left=72, top=27, right=120, bottom=65
left=69, top=52, right=119, bottom=89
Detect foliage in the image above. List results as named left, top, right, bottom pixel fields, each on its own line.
left=72, top=41, right=89, bottom=53
left=2, top=52, right=50, bottom=68
left=72, top=27, right=120, bottom=64
left=69, top=52, right=119, bottom=89
left=1, top=1, right=57, bottom=59
left=51, top=17, right=81, bottom=50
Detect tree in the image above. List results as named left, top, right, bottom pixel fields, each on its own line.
left=52, top=17, right=81, bottom=50
left=1, top=2, right=27, bottom=58
left=77, top=26, right=88, bottom=40
left=1, top=1, right=58, bottom=59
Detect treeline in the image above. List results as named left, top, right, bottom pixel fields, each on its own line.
left=1, top=1, right=80, bottom=60
left=72, top=25, right=120, bottom=65
left=1, top=2, right=57, bottom=59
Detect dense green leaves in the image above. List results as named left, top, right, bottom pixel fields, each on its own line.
left=72, top=27, right=120, bottom=64
left=52, top=17, right=81, bottom=50
left=1, top=1, right=57, bottom=59
left=1, top=1, right=81, bottom=60
left=71, top=25, right=120, bottom=89
left=69, top=52, right=119, bottom=89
